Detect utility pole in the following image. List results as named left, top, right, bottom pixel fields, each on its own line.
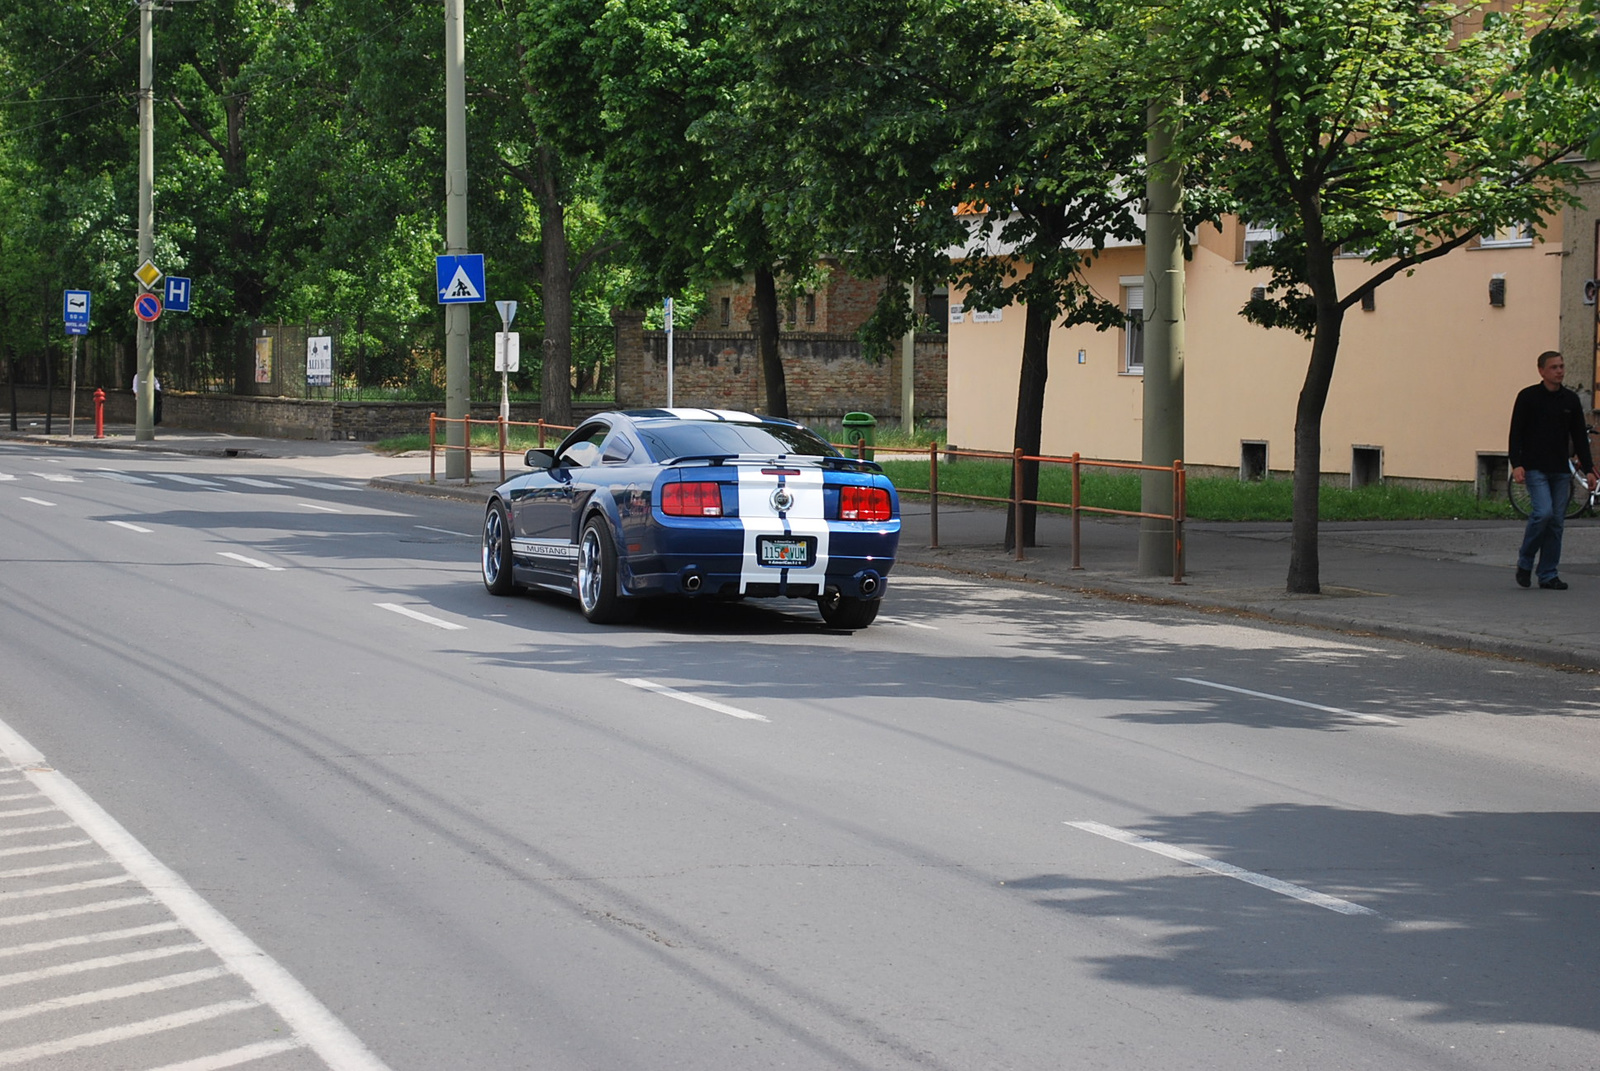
left=901, top=282, right=916, bottom=434
left=135, top=0, right=155, bottom=441
left=443, top=0, right=469, bottom=478
left=1138, top=96, right=1185, bottom=576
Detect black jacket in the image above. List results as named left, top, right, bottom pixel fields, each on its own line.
left=1509, top=383, right=1593, bottom=474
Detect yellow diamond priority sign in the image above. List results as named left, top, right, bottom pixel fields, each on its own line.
left=134, top=259, right=163, bottom=290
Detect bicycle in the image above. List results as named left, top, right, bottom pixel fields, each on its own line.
left=1508, top=457, right=1600, bottom=519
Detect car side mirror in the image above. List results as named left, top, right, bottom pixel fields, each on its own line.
left=524, top=448, right=558, bottom=469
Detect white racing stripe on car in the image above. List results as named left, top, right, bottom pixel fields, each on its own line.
left=737, top=467, right=829, bottom=593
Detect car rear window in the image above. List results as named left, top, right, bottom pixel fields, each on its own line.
left=639, top=421, right=839, bottom=460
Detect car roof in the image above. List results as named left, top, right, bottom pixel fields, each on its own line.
left=618, top=408, right=804, bottom=429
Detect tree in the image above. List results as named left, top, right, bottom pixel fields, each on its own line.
left=745, top=0, right=1146, bottom=545
left=1158, top=0, right=1595, bottom=593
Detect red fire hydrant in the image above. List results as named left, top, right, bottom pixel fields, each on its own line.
left=93, top=388, right=105, bottom=439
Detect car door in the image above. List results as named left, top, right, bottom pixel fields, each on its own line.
left=509, top=422, right=610, bottom=589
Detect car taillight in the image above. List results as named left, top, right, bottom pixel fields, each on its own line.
left=839, top=485, right=891, bottom=521
left=662, top=482, right=724, bottom=517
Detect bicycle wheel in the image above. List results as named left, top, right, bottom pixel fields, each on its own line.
left=1509, top=478, right=1532, bottom=518
left=1508, top=471, right=1587, bottom=519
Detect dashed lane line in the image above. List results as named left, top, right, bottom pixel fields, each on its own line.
left=375, top=602, right=467, bottom=631
left=19, top=497, right=55, bottom=507
left=109, top=520, right=154, bottom=533
left=1067, top=820, right=1383, bottom=917
left=299, top=502, right=343, bottom=513
left=1177, top=677, right=1400, bottom=726
left=619, top=678, right=771, bottom=723
left=95, top=470, right=157, bottom=485
left=217, top=552, right=284, bottom=571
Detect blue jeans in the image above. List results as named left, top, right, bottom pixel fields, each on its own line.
left=1518, top=468, right=1572, bottom=581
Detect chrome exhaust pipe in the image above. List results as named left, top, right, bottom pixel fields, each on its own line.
left=859, top=573, right=880, bottom=597
left=683, top=573, right=703, bottom=593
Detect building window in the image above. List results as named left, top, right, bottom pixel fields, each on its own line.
left=1243, top=220, right=1280, bottom=261
left=786, top=296, right=797, bottom=325
left=719, top=297, right=731, bottom=327
left=1480, top=222, right=1533, bottom=248
left=924, top=288, right=948, bottom=332
left=805, top=293, right=816, bottom=325
left=1123, top=283, right=1144, bottom=375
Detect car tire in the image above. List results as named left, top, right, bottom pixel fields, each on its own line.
left=817, top=590, right=880, bottom=630
left=482, top=499, right=517, bottom=596
left=577, top=515, right=634, bottom=623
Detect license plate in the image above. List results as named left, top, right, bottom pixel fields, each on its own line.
left=757, top=535, right=815, bottom=567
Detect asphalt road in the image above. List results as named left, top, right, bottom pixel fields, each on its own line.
left=1, top=440, right=1597, bottom=1070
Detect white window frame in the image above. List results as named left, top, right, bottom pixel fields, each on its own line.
left=1479, top=221, right=1534, bottom=248
left=1121, top=276, right=1144, bottom=376
left=1242, top=221, right=1281, bottom=261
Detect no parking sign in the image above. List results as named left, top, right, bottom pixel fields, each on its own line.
left=134, top=293, right=163, bottom=322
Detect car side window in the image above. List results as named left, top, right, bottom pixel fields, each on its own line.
left=601, top=431, right=634, bottom=464
left=559, top=425, right=609, bottom=468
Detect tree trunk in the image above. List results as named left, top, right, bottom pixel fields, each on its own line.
left=1286, top=295, right=1345, bottom=594
left=538, top=145, right=574, bottom=428
left=1004, top=299, right=1052, bottom=550
left=753, top=266, right=788, bottom=417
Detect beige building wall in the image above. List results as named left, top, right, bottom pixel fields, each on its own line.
left=948, top=218, right=1567, bottom=484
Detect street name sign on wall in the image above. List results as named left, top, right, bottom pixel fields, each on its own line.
left=307, top=336, right=333, bottom=386
left=436, top=254, right=486, bottom=304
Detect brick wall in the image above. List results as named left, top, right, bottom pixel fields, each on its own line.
left=614, top=310, right=947, bottom=423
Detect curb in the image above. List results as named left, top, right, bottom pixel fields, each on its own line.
left=0, top=430, right=270, bottom=459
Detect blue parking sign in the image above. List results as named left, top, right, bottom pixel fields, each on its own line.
left=165, top=276, right=192, bottom=313
left=436, top=254, right=486, bottom=304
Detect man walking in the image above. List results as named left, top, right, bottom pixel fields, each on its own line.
left=1509, top=350, right=1596, bottom=589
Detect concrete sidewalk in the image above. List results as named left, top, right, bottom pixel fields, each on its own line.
left=7, top=422, right=1598, bottom=670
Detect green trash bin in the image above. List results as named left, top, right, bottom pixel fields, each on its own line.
left=842, top=412, right=876, bottom=461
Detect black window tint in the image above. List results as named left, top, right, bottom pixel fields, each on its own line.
left=638, top=421, right=839, bottom=460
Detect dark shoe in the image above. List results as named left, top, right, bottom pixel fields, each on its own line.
left=1516, top=567, right=1532, bottom=588
left=1540, top=577, right=1569, bottom=590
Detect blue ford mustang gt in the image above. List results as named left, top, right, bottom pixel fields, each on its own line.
left=481, top=409, right=901, bottom=628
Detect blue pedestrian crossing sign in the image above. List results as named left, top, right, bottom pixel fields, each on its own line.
left=165, top=276, right=192, bottom=313
left=63, top=290, right=91, bottom=325
left=436, top=254, right=486, bottom=304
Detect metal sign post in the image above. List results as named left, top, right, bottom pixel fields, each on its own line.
left=664, top=297, right=675, bottom=408
left=495, top=300, right=518, bottom=426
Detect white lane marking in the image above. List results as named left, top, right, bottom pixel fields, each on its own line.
left=287, top=478, right=354, bottom=492
left=109, top=520, right=154, bottom=533
left=0, top=805, right=61, bottom=819
left=31, top=472, right=78, bottom=483
left=95, top=469, right=157, bottom=485
left=19, top=497, right=55, bottom=507
left=1067, top=821, right=1382, bottom=917
left=217, top=552, right=284, bottom=571
left=221, top=476, right=290, bottom=489
left=154, top=473, right=222, bottom=487
left=0, top=998, right=261, bottom=1067
left=877, top=615, right=937, bottom=630
left=146, top=1038, right=307, bottom=1071
left=1177, top=677, right=1399, bottom=725
left=0, top=474, right=13, bottom=481
left=0, top=821, right=75, bottom=838
left=619, top=678, right=770, bottom=723
left=0, top=720, right=394, bottom=1071
left=415, top=524, right=469, bottom=536
left=0, top=896, right=158, bottom=927
left=0, top=920, right=183, bottom=959
left=299, top=502, right=342, bottom=513
left=0, top=874, right=134, bottom=902
left=375, top=602, right=467, bottom=631
left=0, top=965, right=230, bottom=1026
left=0, top=942, right=208, bottom=989
left=0, top=858, right=114, bottom=881
left=0, top=791, right=36, bottom=802
left=0, top=837, right=91, bottom=858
